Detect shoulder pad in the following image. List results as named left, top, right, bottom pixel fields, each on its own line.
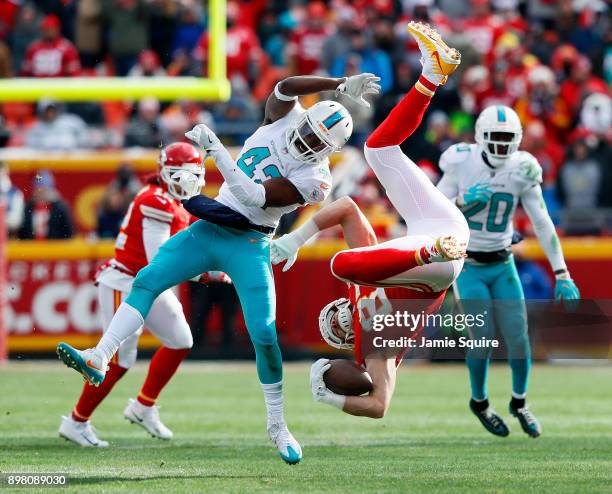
left=514, top=151, right=543, bottom=185
left=439, top=143, right=474, bottom=173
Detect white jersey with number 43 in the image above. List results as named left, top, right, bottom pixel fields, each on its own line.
left=438, top=143, right=543, bottom=252
left=216, top=103, right=333, bottom=228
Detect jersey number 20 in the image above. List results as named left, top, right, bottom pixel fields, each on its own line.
left=463, top=192, right=514, bottom=232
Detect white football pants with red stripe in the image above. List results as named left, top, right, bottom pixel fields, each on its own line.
left=331, top=144, right=469, bottom=293
left=97, top=282, right=193, bottom=368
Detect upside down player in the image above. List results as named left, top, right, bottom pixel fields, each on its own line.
left=272, top=22, right=469, bottom=418
left=58, top=143, right=224, bottom=447
left=436, top=105, right=580, bottom=438
left=57, top=71, right=381, bottom=463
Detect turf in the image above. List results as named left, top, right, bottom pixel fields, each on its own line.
left=1, top=361, right=611, bottom=493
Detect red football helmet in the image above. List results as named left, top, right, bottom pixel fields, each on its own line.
left=158, top=142, right=205, bottom=200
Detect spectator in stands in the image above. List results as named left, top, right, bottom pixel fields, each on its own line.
left=330, top=30, right=393, bottom=93
left=321, top=6, right=357, bottom=75
left=25, top=99, right=88, bottom=150
left=170, top=2, right=204, bottom=71
left=97, top=163, right=141, bottom=238
left=19, top=170, right=73, bottom=240
left=9, top=3, right=41, bottom=72
left=457, top=0, right=503, bottom=58
left=21, top=14, right=80, bottom=77
left=0, top=161, right=24, bottom=237
left=124, top=96, right=164, bottom=148
left=75, top=0, right=103, bottom=68
left=102, top=0, right=150, bottom=76
left=194, top=1, right=262, bottom=87
left=0, top=115, right=9, bottom=146
left=0, top=38, right=11, bottom=77
left=556, top=137, right=603, bottom=210
left=149, top=0, right=179, bottom=67
left=128, top=49, right=166, bottom=77
left=287, top=2, right=330, bottom=75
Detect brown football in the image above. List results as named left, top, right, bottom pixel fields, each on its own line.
left=323, top=359, right=373, bottom=396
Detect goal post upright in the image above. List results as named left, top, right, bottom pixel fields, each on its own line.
left=0, top=0, right=229, bottom=102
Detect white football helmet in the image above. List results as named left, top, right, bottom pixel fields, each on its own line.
left=286, top=101, right=353, bottom=164
left=475, top=105, right=523, bottom=167
left=319, top=298, right=354, bottom=350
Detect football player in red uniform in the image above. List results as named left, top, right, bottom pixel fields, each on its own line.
left=272, top=22, right=469, bottom=418
left=58, top=142, right=215, bottom=446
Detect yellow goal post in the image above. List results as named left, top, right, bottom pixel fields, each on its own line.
left=0, top=0, right=230, bottom=102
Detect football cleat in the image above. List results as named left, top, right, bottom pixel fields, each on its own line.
left=268, top=421, right=302, bottom=465
left=509, top=403, right=541, bottom=438
left=59, top=415, right=109, bottom=447
left=123, top=398, right=173, bottom=440
left=57, top=343, right=107, bottom=386
left=407, top=21, right=461, bottom=86
left=416, top=235, right=467, bottom=265
left=470, top=400, right=510, bottom=437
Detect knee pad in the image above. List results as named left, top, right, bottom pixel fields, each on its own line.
left=132, top=265, right=164, bottom=294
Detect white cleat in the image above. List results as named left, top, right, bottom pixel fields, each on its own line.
left=59, top=415, right=109, bottom=447
left=56, top=343, right=108, bottom=386
left=123, top=398, right=173, bottom=440
left=268, top=421, right=302, bottom=465
left=417, top=235, right=467, bottom=265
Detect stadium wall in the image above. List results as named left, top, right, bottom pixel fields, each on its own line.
left=5, top=237, right=612, bottom=353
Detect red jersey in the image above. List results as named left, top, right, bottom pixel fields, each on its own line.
left=22, top=37, right=81, bottom=77
left=114, top=185, right=190, bottom=275
left=288, top=27, right=330, bottom=75
left=196, top=26, right=261, bottom=81
left=348, top=283, right=446, bottom=366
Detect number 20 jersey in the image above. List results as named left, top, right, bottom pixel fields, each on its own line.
left=439, top=143, right=542, bottom=252
left=215, top=103, right=332, bottom=228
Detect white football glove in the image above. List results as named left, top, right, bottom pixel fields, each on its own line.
left=310, top=358, right=346, bottom=409
left=270, top=233, right=303, bottom=272
left=170, top=169, right=200, bottom=197
left=336, top=72, right=382, bottom=108
left=185, top=123, right=221, bottom=151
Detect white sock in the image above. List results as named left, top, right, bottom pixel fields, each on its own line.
left=261, top=381, right=285, bottom=425
left=96, top=303, right=144, bottom=362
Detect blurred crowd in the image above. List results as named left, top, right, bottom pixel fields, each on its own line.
left=0, top=0, right=610, bottom=237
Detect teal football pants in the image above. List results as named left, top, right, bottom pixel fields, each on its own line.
left=125, top=220, right=282, bottom=384
left=455, top=257, right=530, bottom=400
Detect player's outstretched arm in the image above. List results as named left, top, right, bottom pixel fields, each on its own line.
left=521, top=185, right=580, bottom=305
left=264, top=74, right=381, bottom=124
left=271, top=197, right=377, bottom=271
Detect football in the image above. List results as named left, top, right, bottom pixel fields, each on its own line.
left=323, top=359, right=373, bottom=396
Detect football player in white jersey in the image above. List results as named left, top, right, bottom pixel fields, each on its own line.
left=57, top=72, right=380, bottom=464
left=437, top=105, right=580, bottom=438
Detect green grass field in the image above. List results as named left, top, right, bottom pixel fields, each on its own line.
left=1, top=361, right=611, bottom=493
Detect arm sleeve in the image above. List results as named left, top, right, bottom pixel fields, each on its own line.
left=142, top=217, right=171, bottom=262
left=521, top=184, right=567, bottom=272
left=208, top=144, right=266, bottom=207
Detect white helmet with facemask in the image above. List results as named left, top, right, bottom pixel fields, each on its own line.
left=286, top=101, right=353, bottom=164
left=319, top=298, right=354, bottom=350
left=475, top=105, right=523, bottom=167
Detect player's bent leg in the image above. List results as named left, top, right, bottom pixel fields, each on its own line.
left=225, top=231, right=301, bottom=464
left=331, top=235, right=464, bottom=292
left=363, top=144, right=469, bottom=242
left=124, top=291, right=194, bottom=440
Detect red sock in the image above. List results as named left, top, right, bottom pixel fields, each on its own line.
left=332, top=248, right=431, bottom=285
left=366, top=75, right=437, bottom=148
left=72, top=361, right=128, bottom=422
left=137, top=346, right=190, bottom=407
